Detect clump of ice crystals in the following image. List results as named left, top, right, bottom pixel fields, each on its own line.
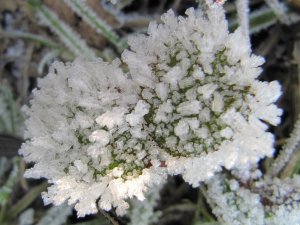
left=20, top=5, right=282, bottom=217
left=206, top=175, right=265, bottom=225
left=256, top=176, right=300, bottom=225
left=122, top=6, right=282, bottom=186
left=206, top=174, right=300, bottom=225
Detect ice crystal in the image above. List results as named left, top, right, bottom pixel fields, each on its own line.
left=256, top=175, right=300, bottom=224
left=206, top=175, right=265, bottom=225
left=206, top=174, right=300, bottom=225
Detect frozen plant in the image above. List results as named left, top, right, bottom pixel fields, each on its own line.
left=20, top=0, right=285, bottom=222
left=122, top=4, right=282, bottom=187
left=204, top=173, right=300, bottom=225
left=128, top=182, right=163, bottom=225
left=18, top=204, right=72, bottom=225
left=36, top=203, right=72, bottom=225
left=256, top=175, right=300, bottom=225
left=268, top=114, right=300, bottom=176
left=19, top=59, right=164, bottom=216
left=205, top=174, right=265, bottom=225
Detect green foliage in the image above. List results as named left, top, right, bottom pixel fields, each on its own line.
left=0, top=85, right=24, bottom=136
left=0, top=158, right=19, bottom=207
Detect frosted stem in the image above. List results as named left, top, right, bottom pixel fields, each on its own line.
left=268, top=115, right=300, bottom=176
left=28, top=0, right=96, bottom=60
left=235, top=0, right=250, bottom=44
left=65, top=0, right=127, bottom=53
left=264, top=0, right=289, bottom=23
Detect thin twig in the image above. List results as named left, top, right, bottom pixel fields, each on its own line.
left=268, top=114, right=300, bottom=176
left=99, top=210, right=120, bottom=225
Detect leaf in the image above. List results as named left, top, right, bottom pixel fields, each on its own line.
left=6, top=182, right=48, bottom=220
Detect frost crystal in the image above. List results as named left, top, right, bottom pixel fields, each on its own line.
left=206, top=174, right=300, bottom=225
left=20, top=4, right=282, bottom=217
left=256, top=176, right=300, bottom=225
left=206, top=175, right=265, bottom=225
left=128, top=183, right=163, bottom=225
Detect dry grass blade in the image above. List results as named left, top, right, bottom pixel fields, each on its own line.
left=7, top=182, right=48, bottom=220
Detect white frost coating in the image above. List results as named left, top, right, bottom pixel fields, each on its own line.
left=74, top=160, right=88, bottom=174
left=122, top=4, right=282, bottom=186
left=162, top=66, right=183, bottom=89
left=204, top=174, right=300, bottom=225
left=135, top=100, right=150, bottom=115
left=236, top=0, right=250, bottom=43
left=19, top=209, right=34, bottom=225
left=174, top=120, right=189, bottom=139
left=212, top=92, right=223, bottom=113
left=165, top=136, right=178, bottom=149
left=220, top=127, right=233, bottom=139
left=36, top=203, right=72, bottom=225
left=128, top=183, right=164, bottom=225
left=177, top=100, right=201, bottom=115
left=192, top=66, right=205, bottom=80
left=197, top=83, right=218, bottom=99
left=154, top=100, right=173, bottom=123
left=89, top=130, right=111, bottom=146
left=96, top=107, right=127, bottom=129
left=36, top=4, right=96, bottom=60
left=195, top=127, right=209, bottom=139
left=126, top=100, right=150, bottom=126
left=269, top=115, right=300, bottom=176
left=20, top=58, right=163, bottom=217
left=257, top=175, right=300, bottom=225
left=186, top=118, right=200, bottom=130
left=155, top=82, right=169, bottom=101
left=122, top=50, right=156, bottom=88
left=20, top=3, right=283, bottom=218
left=205, top=175, right=265, bottom=225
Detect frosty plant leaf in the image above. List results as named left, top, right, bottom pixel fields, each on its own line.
left=20, top=2, right=282, bottom=218
left=64, top=0, right=127, bottom=53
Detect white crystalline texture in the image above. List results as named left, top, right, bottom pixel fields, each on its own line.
left=123, top=4, right=282, bottom=187
left=162, top=66, right=183, bottom=89
left=212, top=92, right=224, bottom=113
left=19, top=58, right=167, bottom=217
left=206, top=175, right=265, bottom=225
left=155, top=82, right=169, bottom=101
left=206, top=174, right=300, bottom=224
left=220, top=127, right=233, bottom=139
left=256, top=175, right=300, bottom=225
left=96, top=107, right=127, bottom=129
left=89, top=130, right=111, bottom=145
left=174, top=120, right=189, bottom=139
left=192, top=67, right=205, bottom=80
left=177, top=100, right=201, bottom=115
left=126, top=100, right=150, bottom=126
left=197, top=83, right=218, bottom=100
left=128, top=182, right=164, bottom=225
left=20, top=3, right=283, bottom=218
left=74, top=160, right=88, bottom=174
